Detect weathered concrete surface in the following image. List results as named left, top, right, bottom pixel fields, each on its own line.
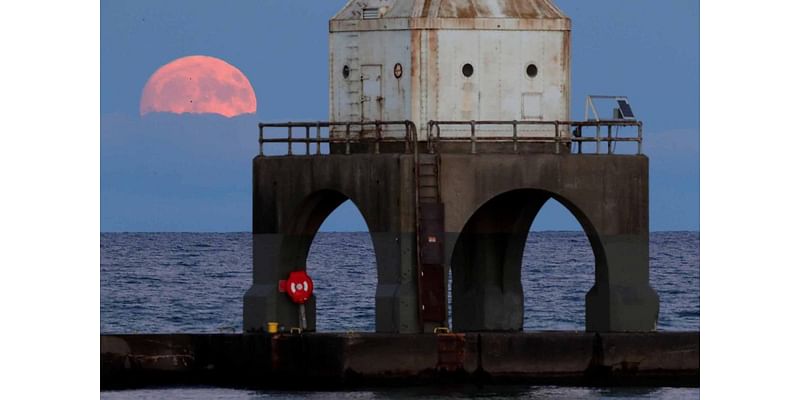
left=597, top=332, right=701, bottom=383
left=100, top=332, right=699, bottom=390
left=440, top=153, right=659, bottom=332
left=479, top=332, right=595, bottom=377
left=245, top=154, right=419, bottom=333
left=244, top=152, right=659, bottom=333
left=100, top=334, right=273, bottom=389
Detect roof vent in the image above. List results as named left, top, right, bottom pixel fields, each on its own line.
left=362, top=8, right=380, bottom=19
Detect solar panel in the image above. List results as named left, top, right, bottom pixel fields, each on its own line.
left=616, top=99, right=635, bottom=119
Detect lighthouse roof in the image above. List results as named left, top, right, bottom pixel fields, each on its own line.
left=332, top=0, right=568, bottom=22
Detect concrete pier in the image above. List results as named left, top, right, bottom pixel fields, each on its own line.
left=100, top=331, right=699, bottom=390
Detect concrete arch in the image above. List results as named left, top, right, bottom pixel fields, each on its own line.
left=279, top=189, right=375, bottom=269
left=439, top=153, right=659, bottom=332
left=449, top=188, right=607, bottom=332
left=274, top=189, right=378, bottom=332
left=245, top=154, right=421, bottom=333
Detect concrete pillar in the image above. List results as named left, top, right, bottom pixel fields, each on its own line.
left=451, top=192, right=547, bottom=331
left=373, top=232, right=419, bottom=333
left=244, top=232, right=321, bottom=333
left=585, top=233, right=660, bottom=332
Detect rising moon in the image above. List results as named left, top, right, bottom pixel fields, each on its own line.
left=140, top=55, right=257, bottom=118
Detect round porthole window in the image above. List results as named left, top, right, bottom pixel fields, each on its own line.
left=462, top=63, right=474, bottom=78
left=526, top=64, right=538, bottom=78
left=342, top=65, right=350, bottom=79
left=394, top=63, right=403, bottom=79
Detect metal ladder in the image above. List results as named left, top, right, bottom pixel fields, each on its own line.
left=415, top=151, right=446, bottom=330
left=417, top=154, right=440, bottom=204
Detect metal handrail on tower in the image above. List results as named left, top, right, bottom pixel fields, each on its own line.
left=427, top=120, right=643, bottom=155
left=258, top=120, right=417, bottom=156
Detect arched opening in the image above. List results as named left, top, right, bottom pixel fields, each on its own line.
left=522, top=200, right=595, bottom=330
left=449, top=189, right=606, bottom=332
left=283, top=190, right=377, bottom=332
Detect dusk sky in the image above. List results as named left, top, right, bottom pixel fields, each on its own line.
left=101, top=0, right=699, bottom=232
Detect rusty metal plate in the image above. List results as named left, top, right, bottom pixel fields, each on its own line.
left=437, top=333, right=466, bottom=371
left=420, top=203, right=444, bottom=221
left=420, top=203, right=444, bottom=265
left=420, top=236, right=443, bottom=265
left=420, top=264, right=446, bottom=322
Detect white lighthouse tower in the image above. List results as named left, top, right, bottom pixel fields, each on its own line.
left=329, top=0, right=571, bottom=139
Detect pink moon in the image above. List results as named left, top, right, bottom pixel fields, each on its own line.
left=140, top=55, right=257, bottom=118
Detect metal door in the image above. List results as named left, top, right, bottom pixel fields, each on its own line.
left=361, top=65, right=383, bottom=122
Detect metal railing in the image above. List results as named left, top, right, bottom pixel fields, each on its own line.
left=258, top=121, right=416, bottom=156
left=258, top=120, right=643, bottom=156
left=427, top=120, right=643, bottom=155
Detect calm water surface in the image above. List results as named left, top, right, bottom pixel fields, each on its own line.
left=100, top=231, right=699, bottom=398
left=101, top=386, right=700, bottom=400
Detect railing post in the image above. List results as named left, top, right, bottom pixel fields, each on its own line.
left=554, top=122, right=560, bottom=154
left=512, top=121, right=518, bottom=154
left=427, top=121, right=433, bottom=154
left=258, top=124, right=264, bottom=156
left=375, top=122, right=381, bottom=154
left=288, top=123, right=293, bottom=156
left=428, top=122, right=436, bottom=154
left=404, top=121, right=411, bottom=154
left=607, top=124, right=613, bottom=155
left=437, top=124, right=442, bottom=154
left=316, top=122, right=321, bottom=155
left=305, top=126, right=311, bottom=155
left=345, top=124, right=351, bottom=155
left=578, top=125, right=583, bottom=154
left=412, top=122, right=419, bottom=155
left=470, top=121, right=476, bottom=154
left=595, top=125, right=600, bottom=155
left=638, top=122, right=643, bottom=155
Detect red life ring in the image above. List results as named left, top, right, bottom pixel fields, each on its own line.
left=278, top=271, right=314, bottom=304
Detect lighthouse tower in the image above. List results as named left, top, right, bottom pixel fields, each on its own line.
left=329, top=0, right=571, bottom=139
left=244, top=0, right=659, bottom=335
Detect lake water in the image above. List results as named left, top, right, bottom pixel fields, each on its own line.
left=100, top=231, right=699, bottom=398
